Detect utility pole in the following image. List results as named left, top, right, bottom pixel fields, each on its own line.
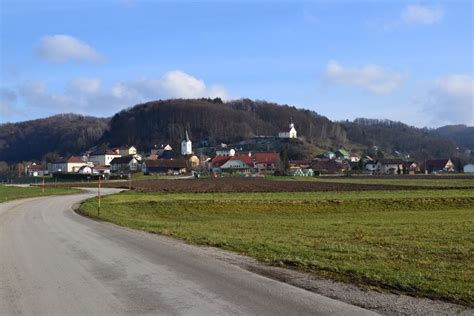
left=42, top=176, right=45, bottom=193
left=97, top=176, right=101, bottom=217
left=128, top=172, right=132, bottom=190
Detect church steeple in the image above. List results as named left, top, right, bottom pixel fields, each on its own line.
left=181, top=130, right=193, bottom=155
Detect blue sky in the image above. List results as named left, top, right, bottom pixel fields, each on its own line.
left=1, top=0, right=473, bottom=127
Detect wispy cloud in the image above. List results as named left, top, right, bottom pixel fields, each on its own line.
left=323, top=60, right=403, bottom=95
left=423, top=74, right=474, bottom=126
left=402, top=4, right=444, bottom=25
left=36, top=35, right=104, bottom=64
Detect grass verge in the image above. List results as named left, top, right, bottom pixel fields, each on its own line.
left=78, top=189, right=474, bottom=306
left=0, top=185, right=81, bottom=203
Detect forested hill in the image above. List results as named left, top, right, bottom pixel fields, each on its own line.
left=435, top=125, right=474, bottom=150
left=0, top=98, right=470, bottom=163
left=0, top=114, right=108, bottom=163
left=102, top=98, right=347, bottom=149
left=341, top=118, right=461, bottom=160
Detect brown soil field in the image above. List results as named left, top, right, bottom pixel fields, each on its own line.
left=42, top=177, right=466, bottom=193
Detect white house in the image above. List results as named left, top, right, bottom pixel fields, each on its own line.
left=181, top=130, right=193, bottom=155
left=48, top=156, right=89, bottom=173
left=278, top=123, right=297, bottom=139
left=110, top=156, right=140, bottom=173
left=375, top=159, right=404, bottom=175
left=464, top=164, right=474, bottom=173
left=88, top=149, right=122, bottom=166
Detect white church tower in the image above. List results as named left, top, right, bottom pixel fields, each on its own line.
left=181, top=130, right=193, bottom=155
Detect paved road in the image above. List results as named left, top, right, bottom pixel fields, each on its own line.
left=0, top=189, right=376, bottom=315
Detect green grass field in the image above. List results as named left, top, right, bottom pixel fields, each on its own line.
left=0, top=185, right=81, bottom=203
left=270, top=175, right=474, bottom=188
left=79, top=187, right=474, bottom=305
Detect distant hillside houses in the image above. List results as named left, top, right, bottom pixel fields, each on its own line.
left=32, top=122, right=469, bottom=179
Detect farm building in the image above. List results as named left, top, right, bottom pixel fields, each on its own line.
left=142, top=159, right=188, bottom=175
left=110, top=156, right=140, bottom=173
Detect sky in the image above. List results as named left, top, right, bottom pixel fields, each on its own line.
left=0, top=0, right=473, bottom=127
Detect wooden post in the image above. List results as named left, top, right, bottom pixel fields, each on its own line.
left=42, top=177, right=45, bottom=193
left=97, top=176, right=101, bottom=217
left=128, top=173, right=132, bottom=190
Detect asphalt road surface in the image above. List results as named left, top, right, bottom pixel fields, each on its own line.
left=0, top=189, right=376, bottom=315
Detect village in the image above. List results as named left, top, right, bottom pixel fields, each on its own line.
left=21, top=123, right=474, bottom=179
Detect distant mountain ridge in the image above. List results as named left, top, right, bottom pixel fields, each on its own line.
left=0, top=98, right=470, bottom=163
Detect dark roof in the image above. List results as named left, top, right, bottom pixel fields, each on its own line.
left=159, top=150, right=176, bottom=160
left=311, top=160, right=345, bottom=173
left=90, top=149, right=120, bottom=156
left=426, top=159, right=450, bottom=168
left=110, top=156, right=135, bottom=165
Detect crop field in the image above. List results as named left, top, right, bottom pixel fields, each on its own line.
left=273, top=175, right=474, bottom=188
left=79, top=183, right=474, bottom=306
left=0, top=185, right=81, bottom=203
left=47, top=175, right=474, bottom=192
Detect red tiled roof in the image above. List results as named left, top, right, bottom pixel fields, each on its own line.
left=93, top=165, right=110, bottom=170
left=254, top=152, right=279, bottom=164
left=67, top=156, right=84, bottom=163
left=211, top=156, right=232, bottom=167
left=28, top=164, right=44, bottom=170
left=230, top=155, right=254, bottom=166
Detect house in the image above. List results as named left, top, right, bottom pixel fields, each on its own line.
left=181, top=130, right=193, bottom=155
left=142, top=159, right=188, bottom=175
left=88, top=149, right=121, bottom=166
left=219, top=155, right=255, bottom=174
left=78, top=165, right=93, bottom=174
left=110, top=156, right=140, bottom=173
left=150, top=144, right=172, bottom=159
left=364, top=161, right=378, bottom=174
left=321, top=151, right=335, bottom=160
left=253, top=152, right=279, bottom=173
left=48, top=156, right=89, bottom=173
left=92, top=165, right=111, bottom=175
left=425, top=159, right=454, bottom=173
left=335, top=149, right=350, bottom=159
left=278, top=123, right=297, bottom=139
left=119, top=146, right=137, bottom=156
left=311, top=160, right=346, bottom=174
left=376, top=159, right=404, bottom=175
left=464, top=164, right=474, bottom=173
left=26, top=163, right=46, bottom=177
left=210, top=156, right=232, bottom=173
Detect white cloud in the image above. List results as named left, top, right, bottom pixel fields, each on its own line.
left=424, top=74, right=474, bottom=126
left=37, top=35, right=104, bottom=64
left=9, top=70, right=230, bottom=118
left=67, top=77, right=102, bottom=94
left=324, top=60, right=403, bottom=95
left=402, top=5, right=444, bottom=25
left=0, top=87, right=18, bottom=117
left=116, top=70, right=230, bottom=101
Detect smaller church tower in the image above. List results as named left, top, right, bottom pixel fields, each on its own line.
left=181, top=130, right=193, bottom=155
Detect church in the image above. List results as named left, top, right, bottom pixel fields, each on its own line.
left=278, top=123, right=297, bottom=139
